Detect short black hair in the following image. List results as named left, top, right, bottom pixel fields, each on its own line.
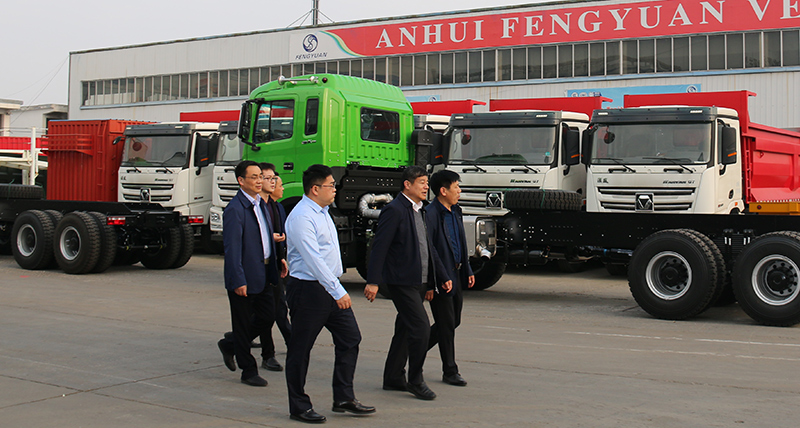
left=302, top=164, right=334, bottom=194
left=402, top=165, right=428, bottom=189
left=430, top=169, right=460, bottom=196
left=259, top=162, right=277, bottom=174
left=235, top=160, right=260, bottom=179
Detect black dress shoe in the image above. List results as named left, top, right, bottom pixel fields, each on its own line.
left=290, top=409, right=327, bottom=423
left=382, top=382, right=407, bottom=391
left=332, top=399, right=376, bottom=415
left=262, top=356, right=283, bottom=371
left=241, top=374, right=268, bottom=387
left=406, top=382, right=436, bottom=400
left=217, top=339, right=236, bottom=371
left=442, top=373, right=467, bottom=386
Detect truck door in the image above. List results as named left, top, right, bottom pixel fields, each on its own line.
left=255, top=99, right=298, bottom=186
left=716, top=119, right=743, bottom=213
left=191, top=132, right=217, bottom=218
left=295, top=97, right=322, bottom=180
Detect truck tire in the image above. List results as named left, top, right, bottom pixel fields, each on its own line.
left=11, top=210, right=56, bottom=270
left=683, top=229, right=728, bottom=309
left=0, top=184, right=44, bottom=200
left=504, top=189, right=582, bottom=211
left=140, top=226, right=181, bottom=269
left=469, top=258, right=506, bottom=290
left=731, top=231, right=800, bottom=326
left=628, top=229, right=718, bottom=320
left=43, top=210, right=65, bottom=268
left=88, top=212, right=118, bottom=273
left=170, top=224, right=194, bottom=269
left=54, top=212, right=102, bottom=274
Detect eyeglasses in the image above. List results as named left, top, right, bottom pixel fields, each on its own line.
left=315, top=182, right=337, bottom=189
left=244, top=174, right=263, bottom=181
left=262, top=176, right=278, bottom=182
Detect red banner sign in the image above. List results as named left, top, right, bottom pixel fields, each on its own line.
left=326, top=0, right=800, bottom=56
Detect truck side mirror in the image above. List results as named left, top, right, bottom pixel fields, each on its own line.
left=238, top=101, right=254, bottom=142
left=194, top=137, right=211, bottom=170
left=411, top=129, right=434, bottom=167
left=721, top=126, right=737, bottom=165
left=562, top=127, right=581, bottom=166
left=581, top=129, right=593, bottom=165
left=429, top=133, right=444, bottom=165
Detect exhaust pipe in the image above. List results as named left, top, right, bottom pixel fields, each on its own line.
left=358, top=193, right=394, bottom=219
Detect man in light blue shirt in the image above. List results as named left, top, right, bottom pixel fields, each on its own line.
left=284, top=164, right=375, bottom=424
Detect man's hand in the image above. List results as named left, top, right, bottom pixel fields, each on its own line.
left=234, top=285, right=247, bottom=297
left=425, top=290, right=434, bottom=301
left=364, top=284, right=379, bottom=302
left=273, top=232, right=286, bottom=243
left=467, top=275, right=475, bottom=288
left=280, top=259, right=289, bottom=278
left=336, top=293, right=352, bottom=309
left=442, top=280, right=453, bottom=293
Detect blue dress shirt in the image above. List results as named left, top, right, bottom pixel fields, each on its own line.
left=285, top=195, right=346, bottom=300
left=242, top=191, right=271, bottom=260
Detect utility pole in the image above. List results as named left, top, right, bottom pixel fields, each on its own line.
left=312, top=0, right=319, bottom=26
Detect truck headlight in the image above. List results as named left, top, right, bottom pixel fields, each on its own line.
left=210, top=212, right=221, bottom=223
left=475, top=218, right=497, bottom=258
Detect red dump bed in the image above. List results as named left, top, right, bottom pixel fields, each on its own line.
left=624, top=91, right=800, bottom=204
left=46, top=120, right=152, bottom=202
left=411, top=99, right=486, bottom=115
left=490, top=96, right=610, bottom=117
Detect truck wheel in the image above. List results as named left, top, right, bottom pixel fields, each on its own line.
left=140, top=227, right=181, bottom=269
left=0, top=184, right=44, bottom=200
left=11, top=210, right=56, bottom=270
left=628, top=229, right=718, bottom=320
left=469, top=259, right=506, bottom=290
left=731, top=231, right=800, bottom=326
left=88, top=212, right=118, bottom=273
left=683, top=230, right=728, bottom=308
left=43, top=210, right=65, bottom=268
left=201, top=224, right=223, bottom=254
left=54, top=212, right=102, bottom=274
left=170, top=224, right=195, bottom=269
left=504, top=189, right=582, bottom=211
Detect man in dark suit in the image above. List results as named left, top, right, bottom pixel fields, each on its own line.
left=217, top=160, right=284, bottom=387
left=426, top=170, right=475, bottom=387
left=364, top=165, right=451, bottom=401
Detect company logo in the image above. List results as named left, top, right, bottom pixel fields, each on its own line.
left=303, top=34, right=318, bottom=52
left=635, top=193, right=654, bottom=211
left=140, top=188, right=151, bottom=202
left=486, top=191, right=503, bottom=208
left=509, top=179, right=532, bottom=184
left=597, top=177, right=609, bottom=184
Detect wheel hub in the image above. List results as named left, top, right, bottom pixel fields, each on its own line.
left=646, top=251, right=692, bottom=300
left=752, top=255, right=799, bottom=305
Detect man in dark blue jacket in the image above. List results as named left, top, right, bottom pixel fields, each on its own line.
left=217, top=160, right=284, bottom=387
left=364, top=166, right=451, bottom=401
left=426, top=170, right=475, bottom=387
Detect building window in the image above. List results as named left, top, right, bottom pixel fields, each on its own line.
left=656, top=38, right=671, bottom=72
left=623, top=40, right=638, bottom=74
left=727, top=33, right=744, bottom=69
left=745, top=32, right=761, bottom=67
left=784, top=30, right=800, bottom=66
left=558, top=45, right=573, bottom=78
left=428, top=54, right=440, bottom=84
left=639, top=39, right=655, bottom=73
left=483, top=50, right=496, bottom=81
left=574, top=44, right=589, bottom=77
left=528, top=46, right=542, bottom=79
left=765, top=31, right=782, bottom=66
left=709, top=35, right=726, bottom=70
left=499, top=49, right=512, bottom=81
left=469, top=51, right=482, bottom=82
left=455, top=52, right=468, bottom=83
left=512, top=48, right=526, bottom=80
left=543, top=46, right=557, bottom=78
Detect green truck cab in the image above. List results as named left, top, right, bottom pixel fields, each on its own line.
left=238, top=74, right=438, bottom=276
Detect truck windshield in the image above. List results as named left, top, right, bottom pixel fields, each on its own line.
left=121, top=135, right=191, bottom=167
left=449, top=126, right=557, bottom=165
left=591, top=123, right=712, bottom=165
left=216, top=133, right=243, bottom=166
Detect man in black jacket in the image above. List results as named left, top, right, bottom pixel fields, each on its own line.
left=364, top=166, right=451, bottom=401
left=426, top=170, right=475, bottom=387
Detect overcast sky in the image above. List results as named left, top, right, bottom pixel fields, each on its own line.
left=1, top=0, right=546, bottom=107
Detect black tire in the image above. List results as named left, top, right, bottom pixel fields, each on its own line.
left=628, top=229, right=718, bottom=320
left=11, top=210, right=56, bottom=270
left=605, top=263, right=628, bottom=276
left=170, top=224, right=195, bottom=269
left=140, top=227, right=181, bottom=269
left=469, top=258, right=506, bottom=290
left=87, top=212, right=117, bottom=273
left=731, top=231, right=800, bottom=326
left=200, top=224, right=223, bottom=254
left=504, top=189, right=582, bottom=211
left=682, top=229, right=728, bottom=309
left=0, top=184, right=44, bottom=200
left=54, top=212, right=102, bottom=274
left=43, top=210, right=65, bottom=269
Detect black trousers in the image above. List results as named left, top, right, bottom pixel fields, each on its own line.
left=221, top=289, right=275, bottom=380
left=261, top=279, right=292, bottom=359
left=384, top=283, right=430, bottom=387
left=428, top=275, right=463, bottom=377
left=285, top=277, right=361, bottom=415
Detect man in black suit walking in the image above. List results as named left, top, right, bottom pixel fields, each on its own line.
left=364, top=166, right=450, bottom=401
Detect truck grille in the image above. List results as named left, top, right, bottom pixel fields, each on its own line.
left=120, top=183, right=174, bottom=202
left=598, top=187, right=695, bottom=211
left=217, top=183, right=239, bottom=203
left=459, top=186, right=539, bottom=209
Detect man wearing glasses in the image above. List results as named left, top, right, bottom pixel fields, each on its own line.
left=284, top=164, right=375, bottom=423
left=217, top=160, right=282, bottom=387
